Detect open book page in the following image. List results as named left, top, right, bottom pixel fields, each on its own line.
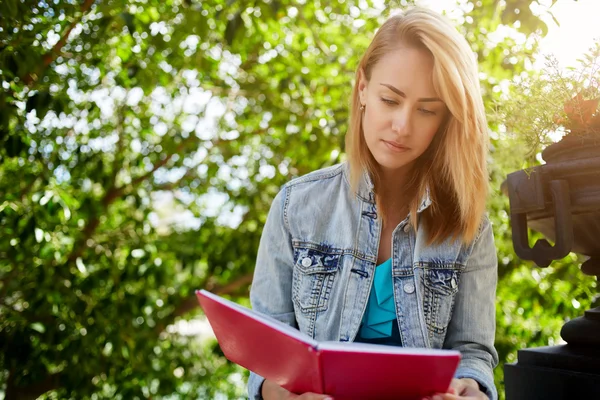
left=196, top=290, right=323, bottom=393
left=319, top=340, right=460, bottom=356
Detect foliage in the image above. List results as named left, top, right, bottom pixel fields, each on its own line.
left=0, top=0, right=596, bottom=399
left=494, top=40, right=600, bottom=157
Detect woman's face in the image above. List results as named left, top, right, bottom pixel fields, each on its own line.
left=358, top=46, right=448, bottom=176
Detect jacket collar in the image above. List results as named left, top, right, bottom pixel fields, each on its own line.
left=343, top=162, right=431, bottom=213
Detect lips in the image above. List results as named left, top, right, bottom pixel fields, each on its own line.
left=382, top=140, right=410, bottom=152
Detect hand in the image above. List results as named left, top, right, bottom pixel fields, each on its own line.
left=261, top=379, right=333, bottom=400
left=424, top=378, right=489, bottom=400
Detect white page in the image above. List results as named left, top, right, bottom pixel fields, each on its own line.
left=318, top=340, right=460, bottom=356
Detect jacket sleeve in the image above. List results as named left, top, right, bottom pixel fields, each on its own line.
left=443, top=217, right=499, bottom=400
left=247, top=186, right=298, bottom=399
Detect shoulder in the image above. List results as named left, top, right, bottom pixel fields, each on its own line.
left=415, top=213, right=494, bottom=267
left=276, top=163, right=354, bottom=230
left=474, top=213, right=493, bottom=244
left=268, top=163, right=349, bottom=220
left=283, top=163, right=346, bottom=190
left=279, top=163, right=349, bottom=204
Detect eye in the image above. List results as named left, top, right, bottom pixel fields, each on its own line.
left=380, top=97, right=397, bottom=106
left=419, top=108, right=436, bottom=116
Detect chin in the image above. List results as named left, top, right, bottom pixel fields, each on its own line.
left=366, top=140, right=417, bottom=171
left=371, top=153, right=413, bottom=172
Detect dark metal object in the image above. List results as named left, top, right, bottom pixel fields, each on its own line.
left=507, top=176, right=573, bottom=267
left=542, top=135, right=600, bottom=163
left=504, top=135, right=600, bottom=350
left=561, top=307, right=600, bottom=346
left=505, top=345, right=600, bottom=400
left=582, top=258, right=600, bottom=276
left=504, top=136, right=600, bottom=270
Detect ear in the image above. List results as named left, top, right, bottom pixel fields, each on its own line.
left=357, top=68, right=368, bottom=105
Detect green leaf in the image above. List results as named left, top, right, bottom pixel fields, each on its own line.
left=30, top=322, right=46, bottom=333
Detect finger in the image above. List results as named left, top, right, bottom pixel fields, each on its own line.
left=460, top=385, right=483, bottom=397
left=431, top=394, right=460, bottom=400
left=451, top=378, right=481, bottom=396
left=449, top=379, right=467, bottom=395
left=296, top=393, right=333, bottom=400
left=460, top=378, right=480, bottom=391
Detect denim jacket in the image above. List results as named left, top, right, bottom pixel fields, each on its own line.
left=248, top=163, right=499, bottom=400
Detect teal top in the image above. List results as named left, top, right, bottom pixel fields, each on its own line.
left=354, top=258, right=402, bottom=346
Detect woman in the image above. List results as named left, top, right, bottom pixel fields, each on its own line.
left=248, top=6, right=498, bottom=400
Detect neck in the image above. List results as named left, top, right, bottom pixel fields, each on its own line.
left=377, top=164, right=414, bottom=202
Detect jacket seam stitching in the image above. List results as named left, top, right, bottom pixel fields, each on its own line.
left=282, top=185, right=291, bottom=234
left=284, top=164, right=344, bottom=189
left=291, top=240, right=376, bottom=263
left=463, top=216, right=491, bottom=267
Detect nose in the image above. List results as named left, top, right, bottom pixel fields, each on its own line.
left=391, top=107, right=412, bottom=136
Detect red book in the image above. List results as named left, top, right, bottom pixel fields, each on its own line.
left=196, top=289, right=461, bottom=400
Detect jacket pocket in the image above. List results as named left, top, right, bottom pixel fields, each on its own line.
left=421, top=266, right=461, bottom=338
left=292, top=246, right=341, bottom=313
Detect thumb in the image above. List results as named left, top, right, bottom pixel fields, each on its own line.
left=449, top=378, right=467, bottom=395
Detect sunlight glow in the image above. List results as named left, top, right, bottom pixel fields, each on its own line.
left=418, top=0, right=600, bottom=69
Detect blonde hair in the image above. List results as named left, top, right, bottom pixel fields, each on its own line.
left=345, top=7, right=489, bottom=244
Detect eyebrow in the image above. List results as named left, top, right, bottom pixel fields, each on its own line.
left=380, top=83, right=442, bottom=103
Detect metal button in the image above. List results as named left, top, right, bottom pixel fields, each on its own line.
left=403, top=282, right=415, bottom=294
left=403, top=224, right=411, bottom=233
left=301, top=257, right=312, bottom=267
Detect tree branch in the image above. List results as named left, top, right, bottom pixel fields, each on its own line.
left=129, top=135, right=199, bottom=189
left=67, top=134, right=199, bottom=264
left=179, top=272, right=254, bottom=318
left=19, top=177, right=40, bottom=202
left=66, top=216, right=100, bottom=264
left=152, top=161, right=203, bottom=192
left=296, top=7, right=331, bottom=58
left=0, top=262, right=21, bottom=305
left=5, top=369, right=61, bottom=400
left=200, top=84, right=248, bottom=98
left=23, top=0, right=96, bottom=86
left=154, top=272, right=254, bottom=334
left=109, top=109, right=126, bottom=189
left=208, top=272, right=254, bottom=297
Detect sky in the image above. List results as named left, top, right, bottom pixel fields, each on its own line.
left=418, top=0, right=600, bottom=69
left=534, top=0, right=600, bottom=68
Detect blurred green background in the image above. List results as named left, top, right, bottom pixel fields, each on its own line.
left=0, top=0, right=597, bottom=399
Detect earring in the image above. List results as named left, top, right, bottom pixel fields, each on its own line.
left=360, top=104, right=365, bottom=111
